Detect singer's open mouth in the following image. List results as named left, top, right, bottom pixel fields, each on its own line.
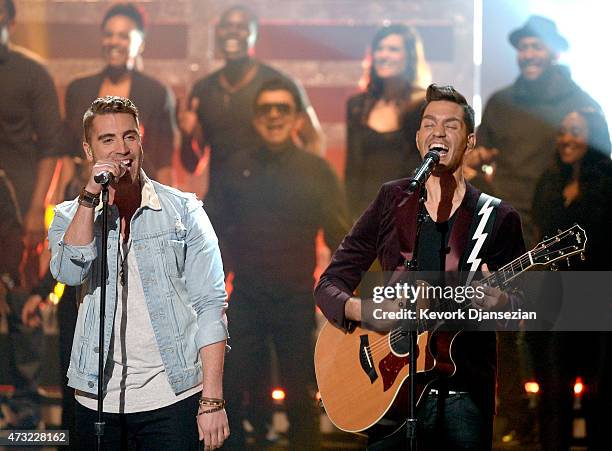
left=429, top=143, right=448, bottom=149
left=428, top=144, right=449, bottom=155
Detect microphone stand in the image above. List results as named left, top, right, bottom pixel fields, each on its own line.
left=95, top=183, right=110, bottom=451
left=403, top=185, right=428, bottom=451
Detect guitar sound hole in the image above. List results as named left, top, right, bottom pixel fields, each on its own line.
left=389, top=329, right=411, bottom=356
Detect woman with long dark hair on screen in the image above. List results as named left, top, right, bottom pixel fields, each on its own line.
left=345, top=24, right=430, bottom=219
left=533, top=107, right=612, bottom=269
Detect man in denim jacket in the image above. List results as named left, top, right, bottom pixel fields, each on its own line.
left=48, top=96, right=229, bottom=450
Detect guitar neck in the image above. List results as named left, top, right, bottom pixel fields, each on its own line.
left=479, top=224, right=586, bottom=290
left=479, top=250, right=536, bottom=290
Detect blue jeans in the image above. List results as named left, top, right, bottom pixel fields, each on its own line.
left=368, top=392, right=492, bottom=451
left=74, top=392, right=200, bottom=451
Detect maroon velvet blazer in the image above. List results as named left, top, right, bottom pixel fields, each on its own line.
left=315, top=180, right=525, bottom=330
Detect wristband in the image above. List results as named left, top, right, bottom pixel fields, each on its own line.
left=78, top=187, right=100, bottom=208
left=198, top=397, right=225, bottom=409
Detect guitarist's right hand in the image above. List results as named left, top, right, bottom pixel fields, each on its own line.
left=357, top=296, right=415, bottom=332
left=345, top=295, right=412, bottom=324
left=344, top=297, right=362, bottom=321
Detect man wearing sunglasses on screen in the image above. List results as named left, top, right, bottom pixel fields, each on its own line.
left=178, top=5, right=324, bottom=201
left=205, top=78, right=349, bottom=449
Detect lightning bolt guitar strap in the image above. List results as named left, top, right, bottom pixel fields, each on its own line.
left=461, top=192, right=501, bottom=285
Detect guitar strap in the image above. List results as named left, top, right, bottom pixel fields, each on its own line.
left=461, top=192, right=501, bottom=286
left=428, top=193, right=501, bottom=412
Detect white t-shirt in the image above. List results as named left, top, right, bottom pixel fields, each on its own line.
left=76, top=240, right=201, bottom=413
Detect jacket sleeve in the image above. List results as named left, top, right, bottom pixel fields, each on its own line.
left=315, top=184, right=388, bottom=331
left=48, top=203, right=97, bottom=286
left=182, top=195, right=229, bottom=349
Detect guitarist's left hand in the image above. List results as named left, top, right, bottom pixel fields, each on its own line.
left=472, top=263, right=509, bottom=311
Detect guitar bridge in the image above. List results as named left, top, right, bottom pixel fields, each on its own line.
left=359, top=335, right=378, bottom=383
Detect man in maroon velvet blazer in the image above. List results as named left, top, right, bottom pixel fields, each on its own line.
left=315, top=84, right=525, bottom=450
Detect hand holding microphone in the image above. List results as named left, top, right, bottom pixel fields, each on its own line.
left=85, top=160, right=128, bottom=194
left=94, top=167, right=125, bottom=185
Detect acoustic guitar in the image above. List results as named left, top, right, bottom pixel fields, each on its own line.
left=314, top=224, right=587, bottom=438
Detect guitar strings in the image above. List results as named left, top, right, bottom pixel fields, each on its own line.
left=366, top=249, right=535, bottom=354
left=436, top=243, right=577, bottom=312
left=360, top=243, right=578, bottom=356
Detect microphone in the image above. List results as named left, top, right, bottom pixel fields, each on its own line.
left=93, top=171, right=114, bottom=185
left=93, top=164, right=128, bottom=186
left=406, top=148, right=442, bottom=194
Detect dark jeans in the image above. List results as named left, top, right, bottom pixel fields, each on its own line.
left=368, top=392, right=492, bottom=451
left=222, top=285, right=319, bottom=450
left=74, top=392, right=200, bottom=451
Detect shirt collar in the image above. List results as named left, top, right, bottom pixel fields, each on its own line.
left=94, top=170, right=161, bottom=212
left=140, top=170, right=161, bottom=210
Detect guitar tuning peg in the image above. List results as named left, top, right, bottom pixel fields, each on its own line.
left=557, top=229, right=562, bottom=234
left=551, top=263, right=559, bottom=271
left=580, top=252, right=586, bottom=261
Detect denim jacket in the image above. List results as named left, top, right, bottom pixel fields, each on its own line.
left=49, top=173, right=228, bottom=395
